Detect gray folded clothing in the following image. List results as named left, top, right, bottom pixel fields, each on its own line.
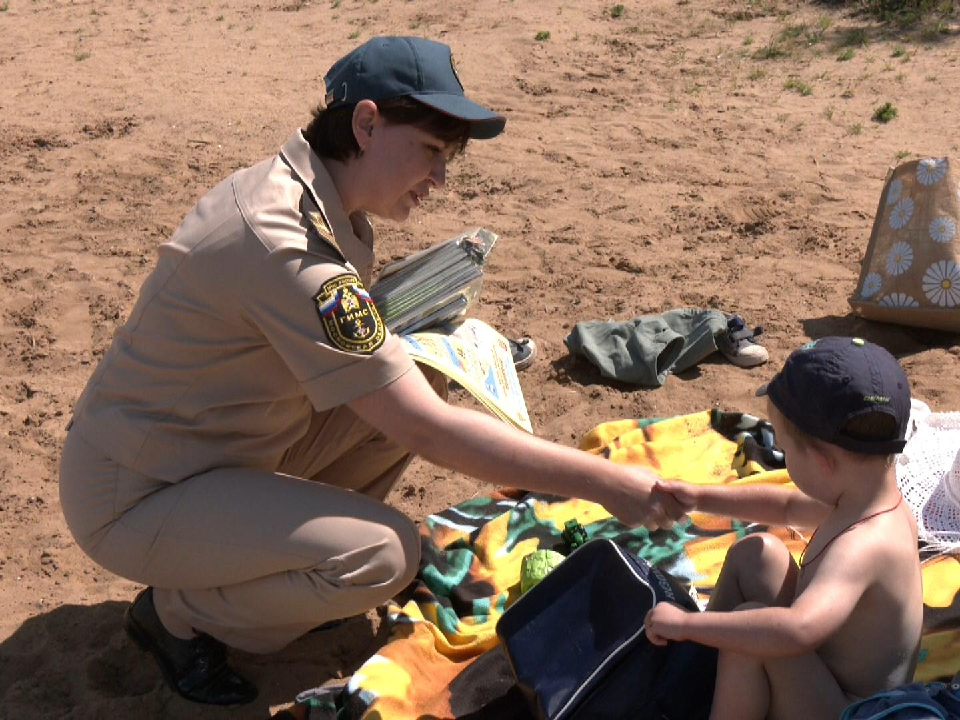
left=564, top=308, right=728, bottom=387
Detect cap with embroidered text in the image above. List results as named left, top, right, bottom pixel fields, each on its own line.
left=756, top=336, right=911, bottom=455
left=323, top=37, right=506, bottom=140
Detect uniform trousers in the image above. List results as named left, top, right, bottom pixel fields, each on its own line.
left=59, top=369, right=447, bottom=654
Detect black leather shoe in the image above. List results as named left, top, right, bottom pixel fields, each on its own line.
left=123, top=587, right=258, bottom=706
left=308, top=617, right=350, bottom=634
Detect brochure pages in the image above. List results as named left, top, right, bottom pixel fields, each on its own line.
left=401, top=318, right=533, bottom=434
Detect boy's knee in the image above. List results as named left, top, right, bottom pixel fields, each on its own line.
left=734, top=600, right=769, bottom=611
left=730, top=532, right=788, bottom=562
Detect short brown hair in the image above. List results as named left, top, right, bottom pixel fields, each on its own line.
left=303, top=97, right=471, bottom=162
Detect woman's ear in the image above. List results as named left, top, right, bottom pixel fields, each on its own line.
left=352, top=100, right=378, bottom=153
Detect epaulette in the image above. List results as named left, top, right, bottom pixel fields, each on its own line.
left=300, top=194, right=345, bottom=261
left=279, top=149, right=347, bottom=262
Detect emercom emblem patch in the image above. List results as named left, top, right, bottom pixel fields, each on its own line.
left=314, top=274, right=385, bottom=354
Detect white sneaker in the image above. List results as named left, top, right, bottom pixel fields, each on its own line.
left=717, top=315, right=769, bottom=368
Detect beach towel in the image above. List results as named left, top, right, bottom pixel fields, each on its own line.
left=283, top=410, right=960, bottom=720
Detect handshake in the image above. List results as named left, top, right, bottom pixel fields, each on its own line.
left=641, top=479, right=699, bottom=531
left=598, top=465, right=703, bottom=531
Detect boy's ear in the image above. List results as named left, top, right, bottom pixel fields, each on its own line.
left=352, top=100, right=378, bottom=152
left=810, top=443, right=836, bottom=475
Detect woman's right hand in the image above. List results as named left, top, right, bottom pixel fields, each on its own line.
left=604, top=466, right=686, bottom=530
left=652, top=479, right=699, bottom=517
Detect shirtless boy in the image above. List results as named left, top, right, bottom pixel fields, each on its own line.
left=645, top=336, right=923, bottom=720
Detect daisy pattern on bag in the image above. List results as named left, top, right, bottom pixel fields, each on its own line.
left=889, top=197, right=914, bottom=229
left=930, top=216, right=958, bottom=244
left=879, top=293, right=920, bottom=308
left=917, top=157, right=948, bottom=186
left=885, top=241, right=914, bottom=275
left=886, top=178, right=903, bottom=205
left=922, top=260, right=960, bottom=307
left=861, top=273, right=882, bottom=298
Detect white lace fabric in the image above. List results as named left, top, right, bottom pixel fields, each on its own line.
left=896, top=399, right=960, bottom=554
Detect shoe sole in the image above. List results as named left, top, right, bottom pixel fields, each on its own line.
left=719, top=349, right=769, bottom=368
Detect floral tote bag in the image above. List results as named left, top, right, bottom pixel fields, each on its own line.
left=849, top=157, right=960, bottom=332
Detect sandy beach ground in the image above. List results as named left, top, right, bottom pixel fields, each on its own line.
left=1, top=0, right=959, bottom=716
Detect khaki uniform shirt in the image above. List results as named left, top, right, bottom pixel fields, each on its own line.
left=71, top=131, right=414, bottom=482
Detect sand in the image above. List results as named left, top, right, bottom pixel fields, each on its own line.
left=1, top=0, right=959, bottom=717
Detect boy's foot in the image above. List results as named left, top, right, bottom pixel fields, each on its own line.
left=123, top=587, right=258, bottom=706
left=717, top=315, right=769, bottom=368
left=509, top=336, right=537, bottom=371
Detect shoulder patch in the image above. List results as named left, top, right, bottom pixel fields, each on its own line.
left=314, top=273, right=386, bottom=354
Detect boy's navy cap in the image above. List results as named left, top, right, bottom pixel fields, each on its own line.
left=756, top=336, right=910, bottom=455
left=323, top=37, right=506, bottom=140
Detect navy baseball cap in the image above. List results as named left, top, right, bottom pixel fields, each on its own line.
left=757, top=337, right=911, bottom=455
left=323, top=36, right=506, bottom=140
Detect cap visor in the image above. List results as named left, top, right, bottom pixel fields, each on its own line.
left=411, top=93, right=506, bottom=139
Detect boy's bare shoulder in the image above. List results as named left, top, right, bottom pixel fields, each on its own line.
left=799, top=503, right=918, bottom=591
left=858, top=504, right=919, bottom=569
left=849, top=503, right=915, bottom=560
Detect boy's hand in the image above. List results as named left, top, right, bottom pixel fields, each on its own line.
left=605, top=466, right=686, bottom=530
left=653, top=479, right=698, bottom=516
left=644, top=601, right=690, bottom=646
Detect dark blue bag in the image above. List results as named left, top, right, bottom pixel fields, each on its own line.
left=841, top=681, right=960, bottom=719
left=495, top=538, right=717, bottom=720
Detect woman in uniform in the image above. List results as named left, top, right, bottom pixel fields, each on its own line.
left=58, top=36, right=680, bottom=705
